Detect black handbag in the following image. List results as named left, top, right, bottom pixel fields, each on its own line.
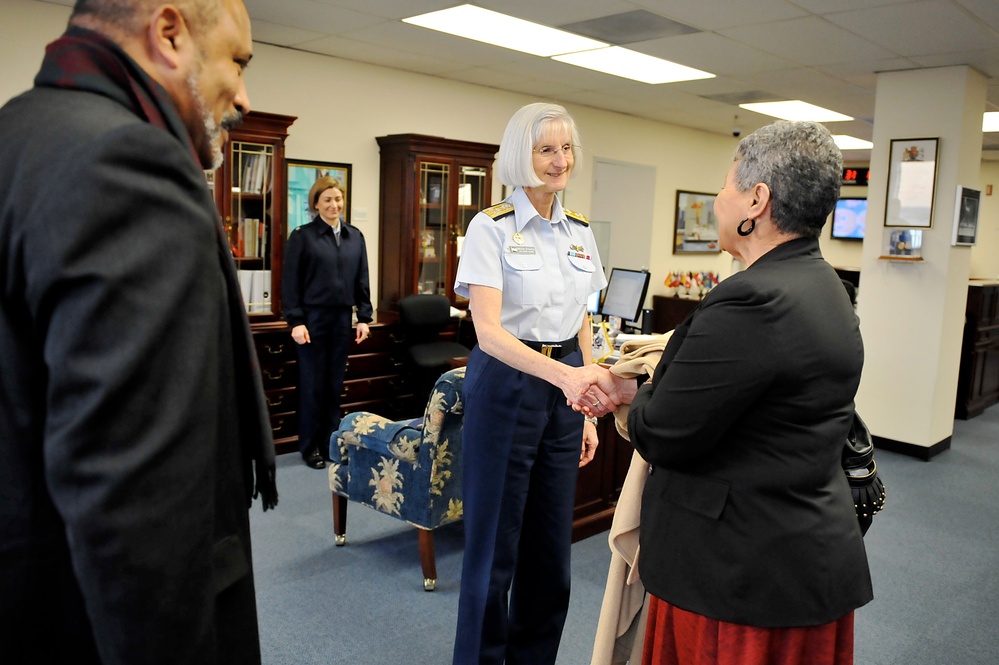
left=842, top=412, right=886, bottom=535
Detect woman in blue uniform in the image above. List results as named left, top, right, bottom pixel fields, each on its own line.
left=451, top=103, right=611, bottom=665
left=283, top=176, right=372, bottom=469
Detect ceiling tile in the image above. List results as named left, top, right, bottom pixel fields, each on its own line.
left=558, top=10, right=700, bottom=45
left=736, top=67, right=869, bottom=107
left=242, top=0, right=385, bottom=34
left=335, top=20, right=539, bottom=69
left=474, top=0, right=642, bottom=26
left=910, top=48, right=999, bottom=78
left=790, top=0, right=916, bottom=12
left=718, top=15, right=899, bottom=65
left=291, top=35, right=462, bottom=76
left=956, top=0, right=999, bottom=30
left=250, top=20, right=325, bottom=46
left=313, top=0, right=456, bottom=21
left=814, top=58, right=923, bottom=88
left=628, top=31, right=798, bottom=76
left=627, top=0, right=810, bottom=31
left=823, top=0, right=999, bottom=56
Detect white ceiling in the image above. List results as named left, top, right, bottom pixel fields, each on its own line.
left=41, top=0, right=999, bottom=160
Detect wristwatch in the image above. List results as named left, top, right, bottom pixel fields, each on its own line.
left=584, top=415, right=598, bottom=425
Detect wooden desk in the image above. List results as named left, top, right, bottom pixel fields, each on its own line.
left=652, top=295, right=700, bottom=333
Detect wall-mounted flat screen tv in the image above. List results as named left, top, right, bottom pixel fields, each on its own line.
left=830, top=198, right=867, bottom=241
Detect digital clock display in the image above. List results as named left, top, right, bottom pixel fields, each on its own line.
left=842, top=167, right=870, bottom=186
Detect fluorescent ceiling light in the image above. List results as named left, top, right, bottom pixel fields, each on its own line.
left=833, top=135, right=873, bottom=150
left=984, top=112, right=999, bottom=132
left=552, top=46, right=715, bottom=84
left=740, top=101, right=852, bottom=122
left=402, top=4, right=607, bottom=57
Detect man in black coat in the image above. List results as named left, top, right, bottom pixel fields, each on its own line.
left=0, top=1, right=277, bottom=662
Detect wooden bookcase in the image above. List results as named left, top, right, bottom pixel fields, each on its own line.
left=375, top=133, right=498, bottom=321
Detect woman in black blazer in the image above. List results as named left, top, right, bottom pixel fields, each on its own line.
left=626, top=121, right=872, bottom=664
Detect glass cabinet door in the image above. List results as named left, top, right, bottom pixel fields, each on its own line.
left=227, top=140, right=274, bottom=315
left=417, top=161, right=450, bottom=296
left=454, top=165, right=489, bottom=304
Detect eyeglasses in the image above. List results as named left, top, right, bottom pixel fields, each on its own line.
left=532, top=144, right=575, bottom=160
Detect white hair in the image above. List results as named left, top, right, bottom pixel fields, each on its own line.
left=496, top=102, right=581, bottom=188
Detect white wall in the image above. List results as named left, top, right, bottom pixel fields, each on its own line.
left=974, top=161, right=999, bottom=280
left=3, top=0, right=994, bottom=310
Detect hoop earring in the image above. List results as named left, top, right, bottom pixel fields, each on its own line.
left=737, top=218, right=756, bottom=236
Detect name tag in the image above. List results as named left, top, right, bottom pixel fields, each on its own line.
left=508, top=246, right=536, bottom=255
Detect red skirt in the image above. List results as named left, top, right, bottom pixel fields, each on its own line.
left=642, top=595, right=854, bottom=665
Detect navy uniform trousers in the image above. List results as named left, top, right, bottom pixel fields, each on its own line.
left=453, top=345, right=584, bottom=665
left=295, top=305, right=353, bottom=458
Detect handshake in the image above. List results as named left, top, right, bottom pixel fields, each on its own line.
left=562, top=363, right=638, bottom=418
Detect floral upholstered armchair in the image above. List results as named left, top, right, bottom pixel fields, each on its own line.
left=327, top=367, right=465, bottom=591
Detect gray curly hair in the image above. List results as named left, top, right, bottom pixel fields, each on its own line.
left=732, top=120, right=843, bottom=237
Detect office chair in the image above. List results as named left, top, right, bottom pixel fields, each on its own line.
left=398, top=294, right=470, bottom=397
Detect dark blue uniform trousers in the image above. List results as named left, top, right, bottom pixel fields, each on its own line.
left=453, top=345, right=584, bottom=665
left=295, top=306, right=352, bottom=458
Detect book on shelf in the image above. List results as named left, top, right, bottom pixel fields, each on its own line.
left=239, top=153, right=272, bottom=194
left=234, top=217, right=266, bottom=258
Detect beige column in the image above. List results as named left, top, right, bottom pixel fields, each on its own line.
left=856, top=66, right=986, bottom=458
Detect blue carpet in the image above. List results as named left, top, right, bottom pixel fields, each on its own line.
left=251, top=405, right=999, bottom=664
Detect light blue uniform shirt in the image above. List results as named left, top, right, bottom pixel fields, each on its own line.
left=455, top=187, right=606, bottom=341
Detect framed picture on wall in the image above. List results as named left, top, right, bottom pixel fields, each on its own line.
left=673, top=190, right=720, bottom=254
left=286, top=159, right=352, bottom=235
left=884, top=138, right=938, bottom=228
left=952, top=185, right=981, bottom=246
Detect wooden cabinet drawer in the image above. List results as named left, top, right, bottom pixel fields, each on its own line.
left=352, top=324, right=402, bottom=353
left=345, top=351, right=403, bottom=379
left=270, top=411, right=299, bottom=443
left=264, top=386, right=296, bottom=414
left=255, top=333, right=296, bottom=363
left=260, top=361, right=297, bottom=390
left=340, top=374, right=406, bottom=404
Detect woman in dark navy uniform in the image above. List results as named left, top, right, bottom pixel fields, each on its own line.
left=283, top=176, right=372, bottom=469
left=451, top=103, right=612, bottom=664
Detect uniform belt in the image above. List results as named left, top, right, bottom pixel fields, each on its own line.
left=520, top=337, right=579, bottom=359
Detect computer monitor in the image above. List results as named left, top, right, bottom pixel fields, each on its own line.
left=830, top=198, right=867, bottom=241
left=599, top=268, right=650, bottom=323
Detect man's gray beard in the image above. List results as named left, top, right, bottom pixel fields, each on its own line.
left=186, top=69, right=225, bottom=171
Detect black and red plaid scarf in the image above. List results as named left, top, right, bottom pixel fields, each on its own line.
left=33, top=26, right=279, bottom=511
left=34, top=25, right=201, bottom=167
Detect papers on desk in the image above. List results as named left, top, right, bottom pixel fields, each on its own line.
left=613, top=333, right=662, bottom=347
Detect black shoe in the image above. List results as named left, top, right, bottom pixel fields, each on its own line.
left=303, top=449, right=325, bottom=469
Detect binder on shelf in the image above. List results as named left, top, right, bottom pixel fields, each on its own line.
left=237, top=269, right=253, bottom=307
left=248, top=269, right=272, bottom=313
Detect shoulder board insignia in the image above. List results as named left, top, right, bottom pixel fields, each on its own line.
left=564, top=208, right=589, bottom=226
left=483, top=202, right=515, bottom=220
